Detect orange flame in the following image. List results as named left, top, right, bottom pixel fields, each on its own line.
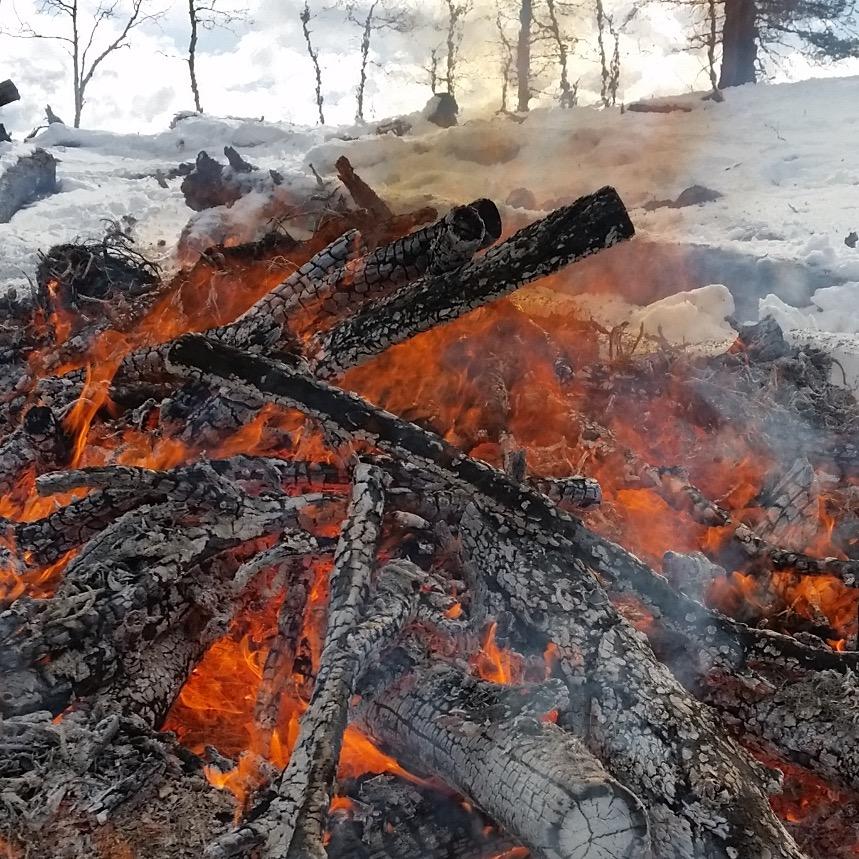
left=472, top=622, right=523, bottom=685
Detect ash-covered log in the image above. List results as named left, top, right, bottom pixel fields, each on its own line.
left=354, top=650, right=650, bottom=859
left=459, top=505, right=806, bottom=859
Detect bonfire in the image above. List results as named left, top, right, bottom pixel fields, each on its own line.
left=0, top=144, right=857, bottom=859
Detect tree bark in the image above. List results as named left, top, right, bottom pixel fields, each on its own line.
left=719, top=0, right=758, bottom=87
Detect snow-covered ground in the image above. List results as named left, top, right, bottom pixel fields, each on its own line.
left=2, top=76, right=859, bottom=384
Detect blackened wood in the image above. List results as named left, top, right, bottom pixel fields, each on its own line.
left=0, top=80, right=20, bottom=107
left=251, top=558, right=314, bottom=755
left=0, top=149, right=57, bottom=224
left=645, top=464, right=859, bottom=587
left=353, top=653, right=651, bottom=859
left=530, top=475, right=602, bottom=509
left=309, top=186, right=634, bottom=377
left=18, top=458, right=342, bottom=566
left=298, top=201, right=497, bottom=335
left=164, top=335, right=616, bottom=558
left=459, top=505, right=806, bottom=859
left=205, top=560, right=422, bottom=859
left=0, top=405, right=69, bottom=498
left=0, top=706, right=233, bottom=850
left=335, top=155, right=392, bottom=221
left=0, top=492, right=326, bottom=720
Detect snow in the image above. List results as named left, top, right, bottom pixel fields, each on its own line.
left=2, top=76, right=859, bottom=385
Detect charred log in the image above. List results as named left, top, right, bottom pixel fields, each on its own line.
left=335, top=156, right=393, bottom=221
left=354, top=650, right=650, bottom=859
left=460, top=505, right=805, bottom=859
left=308, top=186, right=634, bottom=377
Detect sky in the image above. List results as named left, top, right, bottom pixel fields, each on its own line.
left=1, top=0, right=858, bottom=135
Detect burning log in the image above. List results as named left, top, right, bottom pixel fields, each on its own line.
left=206, top=465, right=394, bottom=858
left=0, top=405, right=70, bottom=498
left=641, top=464, right=859, bottom=587
left=115, top=199, right=500, bottom=399
left=354, top=652, right=650, bottom=859
left=531, top=474, right=602, bottom=509
left=0, top=149, right=57, bottom=224
left=0, top=486, right=328, bottom=721
left=206, top=559, right=424, bottom=859
left=16, top=456, right=343, bottom=566
left=308, top=186, right=634, bottom=377
left=164, top=335, right=619, bottom=552
left=327, top=773, right=523, bottom=859
left=459, top=505, right=806, bottom=859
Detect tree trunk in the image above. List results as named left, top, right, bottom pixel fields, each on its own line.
left=516, top=0, right=532, bottom=112
left=189, top=1, right=202, bottom=113
left=719, top=0, right=757, bottom=87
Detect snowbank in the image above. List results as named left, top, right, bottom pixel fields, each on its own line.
left=1, top=76, right=859, bottom=385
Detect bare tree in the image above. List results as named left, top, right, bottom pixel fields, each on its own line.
left=595, top=0, right=631, bottom=106
left=187, top=0, right=249, bottom=114
left=341, top=0, right=412, bottom=122
left=8, top=0, right=162, bottom=127
left=537, top=0, right=576, bottom=106
left=300, top=1, right=325, bottom=124
left=438, top=0, right=472, bottom=96
left=425, top=45, right=441, bottom=91
left=705, top=0, right=719, bottom=91
left=494, top=2, right=515, bottom=111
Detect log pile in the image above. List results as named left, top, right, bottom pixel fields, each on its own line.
left=1, top=163, right=858, bottom=859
